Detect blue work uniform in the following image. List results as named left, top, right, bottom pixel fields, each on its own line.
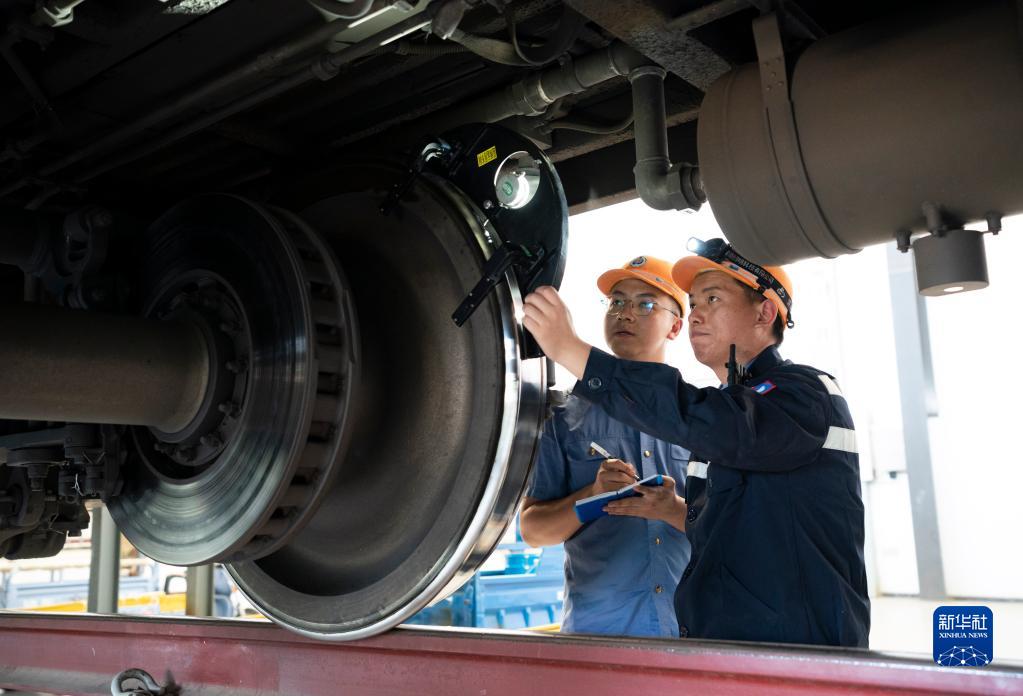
left=527, top=393, right=692, bottom=637
left=574, top=346, right=870, bottom=647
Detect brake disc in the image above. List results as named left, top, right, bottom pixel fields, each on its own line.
left=107, top=195, right=358, bottom=565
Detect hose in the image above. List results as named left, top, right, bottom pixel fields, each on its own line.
left=447, top=29, right=530, bottom=66
left=542, top=111, right=634, bottom=135
left=306, top=0, right=375, bottom=20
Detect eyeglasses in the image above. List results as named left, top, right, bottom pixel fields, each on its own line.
left=602, top=297, right=680, bottom=318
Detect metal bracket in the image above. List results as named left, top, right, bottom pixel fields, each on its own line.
left=451, top=241, right=545, bottom=328
left=379, top=139, right=454, bottom=216
left=0, top=204, right=117, bottom=308
left=33, top=0, right=86, bottom=28
left=445, top=125, right=565, bottom=323
left=110, top=668, right=181, bottom=696
left=384, top=123, right=567, bottom=359
left=0, top=423, right=118, bottom=558
left=752, top=13, right=851, bottom=258
left=0, top=424, right=115, bottom=498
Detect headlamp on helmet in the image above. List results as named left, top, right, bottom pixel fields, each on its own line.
left=686, top=237, right=795, bottom=328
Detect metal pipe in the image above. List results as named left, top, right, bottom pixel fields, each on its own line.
left=71, top=12, right=431, bottom=184
left=185, top=565, right=214, bottom=617
left=886, top=244, right=948, bottom=598
left=393, top=40, right=469, bottom=58
left=0, top=17, right=356, bottom=198
left=631, top=68, right=669, bottom=167
left=629, top=65, right=704, bottom=211
left=397, top=41, right=650, bottom=139
left=0, top=40, right=61, bottom=129
left=0, top=303, right=209, bottom=432
left=86, top=505, right=120, bottom=614
left=536, top=42, right=651, bottom=108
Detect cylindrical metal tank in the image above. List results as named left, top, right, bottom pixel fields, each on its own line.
left=698, top=1, right=1023, bottom=264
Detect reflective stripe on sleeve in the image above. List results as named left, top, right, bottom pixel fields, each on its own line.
left=819, top=374, right=843, bottom=396
left=822, top=426, right=858, bottom=454
left=687, top=461, right=709, bottom=479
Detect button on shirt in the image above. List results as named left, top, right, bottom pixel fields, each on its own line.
left=527, top=393, right=691, bottom=638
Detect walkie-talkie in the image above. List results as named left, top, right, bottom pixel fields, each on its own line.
left=725, top=343, right=749, bottom=386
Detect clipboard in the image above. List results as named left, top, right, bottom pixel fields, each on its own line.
left=574, top=474, right=664, bottom=523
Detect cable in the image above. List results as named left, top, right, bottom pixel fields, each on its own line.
left=306, top=0, right=375, bottom=20
left=542, top=111, right=634, bottom=135
left=506, top=5, right=587, bottom=67
left=447, top=29, right=530, bottom=66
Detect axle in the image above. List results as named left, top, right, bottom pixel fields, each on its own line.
left=0, top=302, right=208, bottom=432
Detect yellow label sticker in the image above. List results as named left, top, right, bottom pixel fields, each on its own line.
left=476, top=146, right=497, bottom=167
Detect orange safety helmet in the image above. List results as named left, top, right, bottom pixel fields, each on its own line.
left=597, top=255, right=687, bottom=316
left=672, top=238, right=794, bottom=327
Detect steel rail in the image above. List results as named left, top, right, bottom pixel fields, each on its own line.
left=0, top=613, right=1020, bottom=695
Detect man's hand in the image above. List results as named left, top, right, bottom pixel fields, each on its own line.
left=522, top=286, right=591, bottom=379
left=592, top=458, right=639, bottom=495
left=605, top=476, right=687, bottom=532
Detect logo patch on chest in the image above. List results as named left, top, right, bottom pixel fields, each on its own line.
left=752, top=380, right=777, bottom=395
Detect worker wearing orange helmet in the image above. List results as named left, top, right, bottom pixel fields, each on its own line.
left=522, top=238, right=870, bottom=648
left=520, top=256, right=692, bottom=638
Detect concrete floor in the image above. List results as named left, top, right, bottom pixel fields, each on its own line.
left=869, top=596, right=1023, bottom=665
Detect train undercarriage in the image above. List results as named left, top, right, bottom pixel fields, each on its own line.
left=0, top=0, right=1022, bottom=668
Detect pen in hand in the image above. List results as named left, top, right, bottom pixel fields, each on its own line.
left=589, top=441, right=640, bottom=481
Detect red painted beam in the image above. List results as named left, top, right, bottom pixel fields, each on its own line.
left=0, top=613, right=1020, bottom=695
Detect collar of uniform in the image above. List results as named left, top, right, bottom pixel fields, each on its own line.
left=745, top=345, right=787, bottom=381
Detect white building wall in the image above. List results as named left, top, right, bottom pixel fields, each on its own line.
left=923, top=216, right=1023, bottom=599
